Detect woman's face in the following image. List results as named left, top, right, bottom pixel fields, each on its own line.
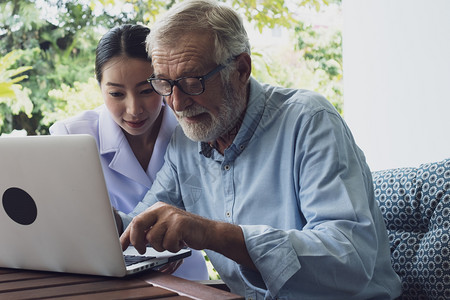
left=100, top=57, right=163, bottom=137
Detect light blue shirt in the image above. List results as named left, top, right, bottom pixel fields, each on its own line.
left=126, top=78, right=402, bottom=299
left=49, top=104, right=209, bottom=281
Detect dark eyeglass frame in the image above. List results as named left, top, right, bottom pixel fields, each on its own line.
left=147, top=61, right=228, bottom=97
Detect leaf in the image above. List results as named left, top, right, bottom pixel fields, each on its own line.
left=0, top=51, right=24, bottom=75
left=0, top=82, right=16, bottom=99
left=9, top=85, right=33, bottom=116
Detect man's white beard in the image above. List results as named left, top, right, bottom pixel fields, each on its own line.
left=176, top=82, right=246, bottom=142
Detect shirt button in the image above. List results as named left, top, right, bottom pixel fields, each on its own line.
left=239, top=145, right=245, bottom=150
left=224, top=165, right=230, bottom=171
left=226, top=211, right=231, bottom=217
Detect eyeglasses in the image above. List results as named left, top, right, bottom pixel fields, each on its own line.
left=147, top=63, right=227, bottom=97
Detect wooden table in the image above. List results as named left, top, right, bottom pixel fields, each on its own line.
left=0, top=267, right=243, bottom=300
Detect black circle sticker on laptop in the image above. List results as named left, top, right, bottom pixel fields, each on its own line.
left=2, top=187, right=38, bottom=225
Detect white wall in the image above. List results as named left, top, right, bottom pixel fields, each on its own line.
left=343, top=0, right=450, bottom=171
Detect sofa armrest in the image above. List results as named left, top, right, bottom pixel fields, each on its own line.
left=373, top=158, right=450, bottom=299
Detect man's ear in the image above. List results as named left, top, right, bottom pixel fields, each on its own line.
left=235, top=53, right=252, bottom=84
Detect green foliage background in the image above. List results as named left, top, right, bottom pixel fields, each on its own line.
left=0, top=0, right=342, bottom=135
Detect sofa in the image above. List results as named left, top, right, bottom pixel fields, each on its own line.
left=372, top=158, right=450, bottom=299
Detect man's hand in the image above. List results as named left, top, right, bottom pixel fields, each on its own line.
left=120, top=202, right=256, bottom=270
left=120, top=202, right=211, bottom=254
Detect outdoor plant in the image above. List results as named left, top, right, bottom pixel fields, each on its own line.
left=0, top=50, right=33, bottom=133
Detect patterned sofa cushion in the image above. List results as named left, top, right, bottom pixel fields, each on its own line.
left=373, top=158, right=450, bottom=299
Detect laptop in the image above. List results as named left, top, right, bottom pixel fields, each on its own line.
left=0, top=134, right=191, bottom=277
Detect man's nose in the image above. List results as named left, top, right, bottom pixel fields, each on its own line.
left=170, top=86, right=193, bottom=112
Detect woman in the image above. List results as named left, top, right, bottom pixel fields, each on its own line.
left=50, top=24, right=208, bottom=281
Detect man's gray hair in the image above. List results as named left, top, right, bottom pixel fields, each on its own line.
left=146, top=0, right=251, bottom=74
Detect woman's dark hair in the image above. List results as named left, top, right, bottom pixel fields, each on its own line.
left=95, top=24, right=150, bottom=83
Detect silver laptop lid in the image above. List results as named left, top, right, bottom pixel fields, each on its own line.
left=0, top=135, right=129, bottom=276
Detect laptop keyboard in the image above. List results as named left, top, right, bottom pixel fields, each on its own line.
left=124, top=255, right=156, bottom=267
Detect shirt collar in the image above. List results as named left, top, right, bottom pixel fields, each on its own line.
left=97, top=106, right=149, bottom=187
left=146, top=105, right=178, bottom=181
left=98, top=105, right=125, bottom=154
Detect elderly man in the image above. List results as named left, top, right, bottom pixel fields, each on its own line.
left=119, top=0, right=402, bottom=298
